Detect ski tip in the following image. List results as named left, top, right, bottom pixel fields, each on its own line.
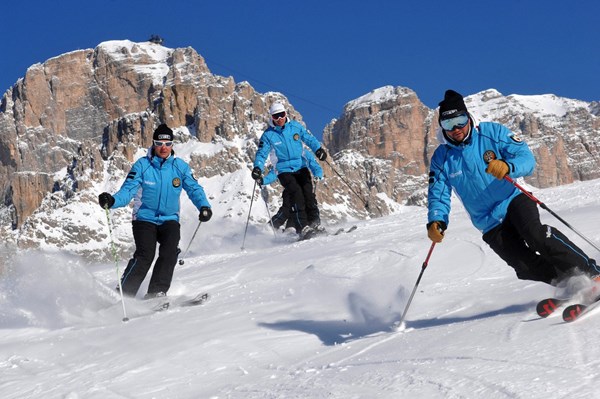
left=536, top=298, right=564, bottom=318
left=562, top=304, right=587, bottom=322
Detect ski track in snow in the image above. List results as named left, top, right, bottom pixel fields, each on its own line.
left=1, top=179, right=600, bottom=398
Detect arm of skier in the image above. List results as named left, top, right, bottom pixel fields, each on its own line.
left=253, top=133, right=273, bottom=170
left=180, top=161, right=211, bottom=210
left=427, top=153, right=452, bottom=229
left=495, top=124, right=535, bottom=178
left=111, top=160, right=144, bottom=208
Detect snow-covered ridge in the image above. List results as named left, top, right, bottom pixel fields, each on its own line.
left=98, top=40, right=173, bottom=86
left=466, top=88, right=595, bottom=120
left=98, top=39, right=173, bottom=62
left=344, top=85, right=415, bottom=112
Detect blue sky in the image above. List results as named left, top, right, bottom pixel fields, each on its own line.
left=2, top=1, right=599, bottom=136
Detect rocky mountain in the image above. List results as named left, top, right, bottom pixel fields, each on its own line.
left=322, top=86, right=600, bottom=205
left=0, top=40, right=598, bottom=258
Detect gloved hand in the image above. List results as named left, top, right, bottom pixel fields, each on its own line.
left=315, top=148, right=327, bottom=161
left=251, top=166, right=262, bottom=181
left=486, top=159, right=509, bottom=180
left=98, top=192, right=115, bottom=209
left=199, top=206, right=212, bottom=222
left=427, top=221, right=447, bottom=243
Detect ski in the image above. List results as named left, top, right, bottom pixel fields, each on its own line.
left=297, top=225, right=358, bottom=241
left=151, top=292, right=210, bottom=312
left=562, top=295, right=600, bottom=322
left=179, top=292, right=210, bottom=307
left=333, top=225, right=358, bottom=236
left=536, top=297, right=568, bottom=318
left=298, top=227, right=326, bottom=241
left=536, top=283, right=600, bottom=319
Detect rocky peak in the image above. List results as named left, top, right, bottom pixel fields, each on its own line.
left=0, top=41, right=598, bottom=258
left=0, top=40, right=295, bottom=231
left=322, top=86, right=437, bottom=208
left=466, top=90, right=600, bottom=186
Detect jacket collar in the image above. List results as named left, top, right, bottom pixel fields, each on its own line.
left=147, top=146, right=175, bottom=164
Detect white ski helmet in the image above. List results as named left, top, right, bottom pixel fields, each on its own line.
left=269, top=102, right=286, bottom=115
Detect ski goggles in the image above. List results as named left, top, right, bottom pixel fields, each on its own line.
left=271, top=111, right=286, bottom=120
left=153, top=140, right=174, bottom=147
left=440, top=113, right=469, bottom=131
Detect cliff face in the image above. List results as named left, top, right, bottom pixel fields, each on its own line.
left=323, top=87, right=600, bottom=212
left=322, top=86, right=438, bottom=209
left=0, top=41, right=293, bottom=229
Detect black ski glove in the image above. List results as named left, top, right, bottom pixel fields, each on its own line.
left=315, top=148, right=327, bottom=161
left=199, top=206, right=212, bottom=222
left=98, top=192, right=115, bottom=209
left=251, top=166, right=262, bottom=181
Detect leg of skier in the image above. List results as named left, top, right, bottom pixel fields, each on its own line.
left=508, top=194, right=599, bottom=278
left=121, top=221, right=158, bottom=297
left=147, top=220, right=181, bottom=296
left=278, top=172, right=308, bottom=234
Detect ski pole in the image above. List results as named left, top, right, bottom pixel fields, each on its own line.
left=260, top=185, right=277, bottom=236
left=324, top=159, right=370, bottom=210
left=104, top=207, right=129, bottom=322
left=241, top=180, right=258, bottom=250
left=393, top=242, right=436, bottom=330
left=504, top=176, right=600, bottom=252
left=178, top=221, right=202, bottom=265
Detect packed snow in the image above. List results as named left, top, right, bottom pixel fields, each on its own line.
left=1, top=178, right=600, bottom=398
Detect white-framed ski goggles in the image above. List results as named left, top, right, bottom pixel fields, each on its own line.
left=440, top=113, right=469, bottom=131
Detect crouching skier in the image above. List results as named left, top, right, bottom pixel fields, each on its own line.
left=427, top=89, right=599, bottom=286
left=98, top=124, right=212, bottom=299
left=263, top=148, right=324, bottom=233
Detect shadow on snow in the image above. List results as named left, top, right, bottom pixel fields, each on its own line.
left=259, top=302, right=534, bottom=346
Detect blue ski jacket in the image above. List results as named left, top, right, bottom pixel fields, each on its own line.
left=262, top=148, right=324, bottom=185
left=427, top=116, right=535, bottom=234
left=111, top=148, right=211, bottom=224
left=254, top=119, right=322, bottom=173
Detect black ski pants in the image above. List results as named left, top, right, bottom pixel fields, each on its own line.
left=276, top=168, right=319, bottom=232
left=121, top=220, right=180, bottom=297
left=271, top=182, right=320, bottom=232
left=482, top=193, right=598, bottom=285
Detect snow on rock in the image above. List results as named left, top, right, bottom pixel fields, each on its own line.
left=97, top=40, right=173, bottom=86
left=467, top=89, right=593, bottom=122
left=344, top=85, right=416, bottom=112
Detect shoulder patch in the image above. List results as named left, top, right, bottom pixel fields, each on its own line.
left=510, top=135, right=523, bottom=143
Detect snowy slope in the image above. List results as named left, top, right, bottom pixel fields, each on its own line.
left=1, top=179, right=600, bottom=398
